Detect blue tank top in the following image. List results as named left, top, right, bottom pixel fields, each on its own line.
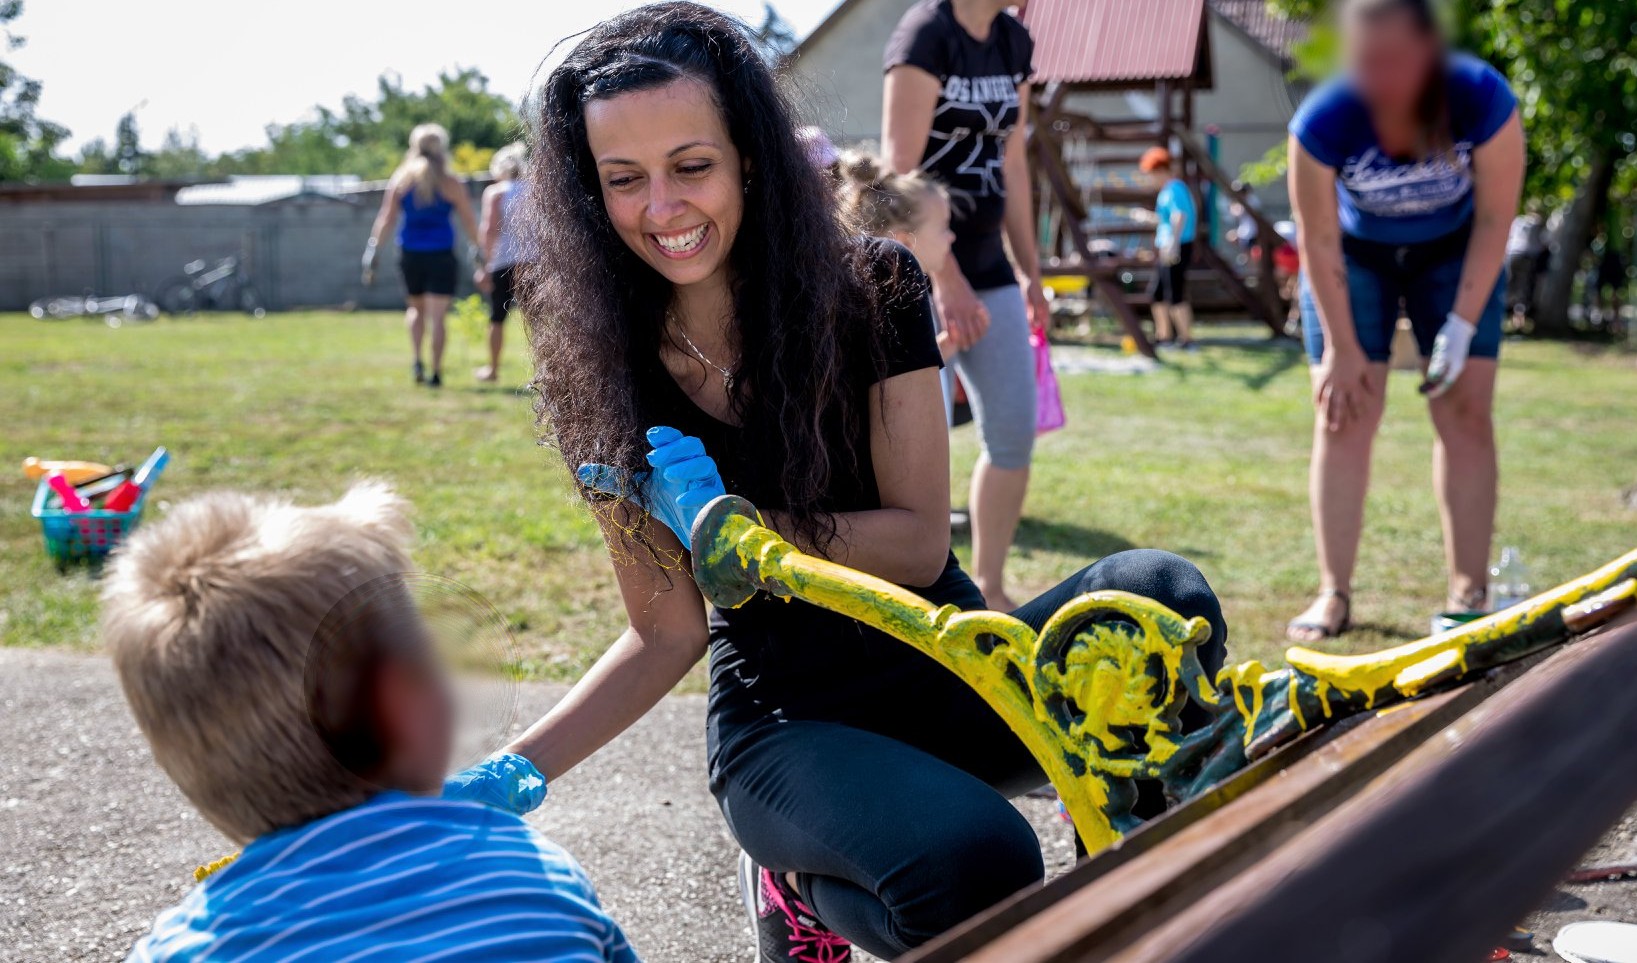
left=397, top=186, right=455, bottom=252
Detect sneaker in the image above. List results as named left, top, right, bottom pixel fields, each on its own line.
left=428, top=372, right=442, bottom=389
left=413, top=360, right=426, bottom=384
left=738, top=851, right=851, bottom=963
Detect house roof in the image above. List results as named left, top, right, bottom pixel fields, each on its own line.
left=173, top=175, right=361, bottom=206
left=1022, top=0, right=1208, bottom=86
left=795, top=0, right=1306, bottom=73
left=1207, top=0, right=1309, bottom=67
left=0, top=179, right=211, bottom=204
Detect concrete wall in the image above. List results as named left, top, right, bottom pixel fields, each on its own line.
left=0, top=183, right=487, bottom=312
left=787, top=0, right=1299, bottom=216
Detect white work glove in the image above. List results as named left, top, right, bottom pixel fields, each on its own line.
left=1420, top=312, right=1476, bottom=398
left=1161, top=241, right=1182, bottom=266
left=361, top=240, right=379, bottom=287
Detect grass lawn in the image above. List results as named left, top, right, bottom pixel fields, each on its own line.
left=3, top=311, right=1633, bottom=682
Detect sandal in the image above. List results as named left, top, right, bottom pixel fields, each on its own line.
left=1286, top=589, right=1352, bottom=643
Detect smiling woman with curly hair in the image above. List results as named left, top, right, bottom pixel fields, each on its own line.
left=501, top=4, right=1231, bottom=959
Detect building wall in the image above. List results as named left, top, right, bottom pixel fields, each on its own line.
left=787, top=0, right=918, bottom=144
left=0, top=183, right=487, bottom=312
left=787, top=0, right=1299, bottom=215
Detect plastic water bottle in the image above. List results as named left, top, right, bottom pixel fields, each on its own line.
left=1489, top=547, right=1532, bottom=612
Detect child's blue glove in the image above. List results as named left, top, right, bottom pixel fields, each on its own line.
left=442, top=752, right=547, bottom=815
left=576, top=425, right=726, bottom=547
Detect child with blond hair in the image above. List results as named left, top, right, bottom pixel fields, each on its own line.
left=104, top=483, right=637, bottom=962
left=836, top=150, right=960, bottom=424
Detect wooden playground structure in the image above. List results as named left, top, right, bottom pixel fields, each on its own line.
left=1022, top=0, right=1292, bottom=358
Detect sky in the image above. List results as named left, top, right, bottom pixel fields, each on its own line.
left=8, top=0, right=846, bottom=155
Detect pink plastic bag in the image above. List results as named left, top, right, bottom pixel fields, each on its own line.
left=1031, top=325, right=1065, bottom=435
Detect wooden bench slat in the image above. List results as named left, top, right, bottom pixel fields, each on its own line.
left=908, top=611, right=1637, bottom=962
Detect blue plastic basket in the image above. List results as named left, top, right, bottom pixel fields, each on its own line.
left=31, top=478, right=148, bottom=567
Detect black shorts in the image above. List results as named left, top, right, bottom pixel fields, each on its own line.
left=1150, top=241, right=1194, bottom=306
left=400, top=249, right=458, bottom=297
left=489, top=264, right=518, bottom=323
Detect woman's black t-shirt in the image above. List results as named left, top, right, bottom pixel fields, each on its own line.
left=631, top=239, right=988, bottom=762
left=884, top=0, right=1034, bottom=291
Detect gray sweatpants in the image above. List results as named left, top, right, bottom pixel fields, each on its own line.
left=948, top=284, right=1035, bottom=470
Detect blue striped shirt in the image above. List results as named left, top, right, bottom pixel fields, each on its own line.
left=128, top=793, right=640, bottom=962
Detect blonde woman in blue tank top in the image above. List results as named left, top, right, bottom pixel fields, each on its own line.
left=362, top=124, right=485, bottom=388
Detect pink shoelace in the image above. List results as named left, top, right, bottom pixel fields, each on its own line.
left=760, top=868, right=853, bottom=963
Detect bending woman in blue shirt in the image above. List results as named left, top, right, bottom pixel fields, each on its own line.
left=1285, top=0, right=1524, bottom=641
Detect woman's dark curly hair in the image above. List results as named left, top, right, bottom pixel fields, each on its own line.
left=520, top=1, right=890, bottom=552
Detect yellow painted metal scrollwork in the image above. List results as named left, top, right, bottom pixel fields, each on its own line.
left=690, top=494, right=1637, bottom=854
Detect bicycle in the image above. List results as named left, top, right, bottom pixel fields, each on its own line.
left=29, top=293, right=160, bottom=327
left=154, top=254, right=266, bottom=317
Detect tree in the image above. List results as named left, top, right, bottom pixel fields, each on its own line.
left=753, top=3, right=800, bottom=64
left=0, top=0, right=74, bottom=182
left=216, top=68, right=520, bottom=179
left=147, top=127, right=213, bottom=179
left=1470, top=0, right=1637, bottom=333
left=112, top=111, right=146, bottom=175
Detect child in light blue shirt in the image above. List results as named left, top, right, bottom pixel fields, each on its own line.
left=103, top=484, right=639, bottom=963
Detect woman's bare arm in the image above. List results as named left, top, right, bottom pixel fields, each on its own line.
left=1290, top=137, right=1377, bottom=431
left=479, top=185, right=504, bottom=263
left=503, top=513, right=709, bottom=782
left=1000, top=84, right=1043, bottom=286
left=446, top=178, right=488, bottom=263
left=368, top=179, right=401, bottom=249
left=1289, top=140, right=1351, bottom=351
left=1455, top=111, right=1524, bottom=324
left=882, top=66, right=939, bottom=176
left=765, top=366, right=952, bottom=587
left=504, top=366, right=949, bottom=780
left=883, top=64, right=990, bottom=348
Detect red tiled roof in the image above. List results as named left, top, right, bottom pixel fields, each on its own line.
left=1022, top=0, right=1208, bottom=85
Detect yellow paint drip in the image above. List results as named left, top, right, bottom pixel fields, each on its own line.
left=1218, top=661, right=1276, bottom=746
left=194, top=851, right=240, bottom=882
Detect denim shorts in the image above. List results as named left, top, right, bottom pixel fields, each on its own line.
left=1300, top=236, right=1504, bottom=364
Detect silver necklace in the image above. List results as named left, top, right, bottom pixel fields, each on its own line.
left=669, top=313, right=736, bottom=391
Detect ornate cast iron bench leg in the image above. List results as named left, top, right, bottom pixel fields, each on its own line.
left=690, top=494, right=1637, bottom=855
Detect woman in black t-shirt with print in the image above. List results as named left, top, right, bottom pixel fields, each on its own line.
left=503, top=5, right=1229, bottom=960
left=883, top=0, right=1045, bottom=611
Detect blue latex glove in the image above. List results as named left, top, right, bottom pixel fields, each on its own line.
left=441, top=752, right=547, bottom=815
left=576, top=425, right=726, bottom=547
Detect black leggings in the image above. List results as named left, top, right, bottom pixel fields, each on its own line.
left=712, top=549, right=1227, bottom=959
left=488, top=264, right=518, bottom=323
left=1149, top=241, right=1194, bottom=306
